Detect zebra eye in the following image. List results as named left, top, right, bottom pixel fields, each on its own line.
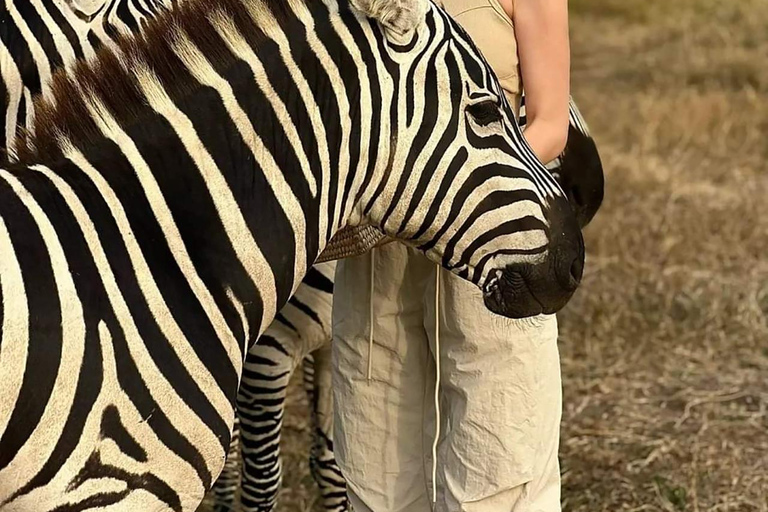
left=467, top=100, right=502, bottom=127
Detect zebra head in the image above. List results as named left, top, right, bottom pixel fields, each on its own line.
left=352, top=0, right=585, bottom=318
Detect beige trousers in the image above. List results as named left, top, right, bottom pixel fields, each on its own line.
left=332, top=242, right=563, bottom=512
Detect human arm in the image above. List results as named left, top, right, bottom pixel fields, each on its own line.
left=499, top=0, right=571, bottom=164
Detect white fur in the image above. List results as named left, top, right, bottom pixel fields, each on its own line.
left=65, top=0, right=108, bottom=17
left=349, top=0, right=429, bottom=35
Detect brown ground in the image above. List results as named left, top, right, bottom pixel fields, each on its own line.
left=205, top=0, right=768, bottom=510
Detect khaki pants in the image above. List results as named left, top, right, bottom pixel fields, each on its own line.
left=332, top=242, right=563, bottom=512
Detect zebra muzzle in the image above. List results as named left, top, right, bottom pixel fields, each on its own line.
left=482, top=215, right=585, bottom=319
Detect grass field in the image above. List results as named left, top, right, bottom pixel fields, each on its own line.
left=208, top=1, right=768, bottom=510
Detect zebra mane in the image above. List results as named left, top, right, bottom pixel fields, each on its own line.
left=15, top=0, right=293, bottom=164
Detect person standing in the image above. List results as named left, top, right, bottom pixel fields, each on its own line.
left=331, top=0, right=572, bottom=510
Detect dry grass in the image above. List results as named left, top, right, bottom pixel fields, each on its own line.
left=204, top=1, right=768, bottom=510
left=558, top=1, right=768, bottom=510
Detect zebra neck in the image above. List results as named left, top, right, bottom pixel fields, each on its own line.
left=14, top=0, right=389, bottom=335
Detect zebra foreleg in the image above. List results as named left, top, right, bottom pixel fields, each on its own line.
left=209, top=263, right=340, bottom=511
left=235, top=335, right=296, bottom=512
left=212, top=417, right=241, bottom=511
left=303, top=347, right=349, bottom=512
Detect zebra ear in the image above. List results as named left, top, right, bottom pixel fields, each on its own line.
left=350, top=0, right=429, bottom=38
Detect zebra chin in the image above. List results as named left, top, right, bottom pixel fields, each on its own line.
left=482, top=260, right=581, bottom=318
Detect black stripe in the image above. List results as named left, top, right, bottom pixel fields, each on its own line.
left=336, top=3, right=385, bottom=212
left=101, top=2, right=121, bottom=40
left=115, top=0, right=140, bottom=32
left=66, top=451, right=182, bottom=512
left=300, top=265, right=334, bottom=294
left=397, top=45, right=462, bottom=237
left=442, top=189, right=546, bottom=265
left=411, top=148, right=466, bottom=242
left=86, top=29, right=102, bottom=52
left=42, top=0, right=85, bottom=61
left=241, top=355, right=291, bottom=371
left=131, top=0, right=155, bottom=20
left=403, top=14, right=438, bottom=126
left=0, top=71, right=9, bottom=159
left=255, top=335, right=291, bottom=357
left=0, top=3, right=42, bottom=95
left=446, top=13, right=486, bottom=87
left=15, top=0, right=65, bottom=84
left=468, top=126, right=551, bottom=194
left=418, top=163, right=536, bottom=254
left=273, top=312, right=297, bottom=333
left=309, top=1, right=363, bottom=227
left=237, top=395, right=287, bottom=417
left=361, top=20, right=401, bottom=217
left=5, top=167, right=104, bottom=500
left=100, top=405, right=148, bottom=462
left=49, top=491, right=131, bottom=512
left=388, top=30, right=418, bottom=52
left=285, top=1, right=343, bottom=244
left=379, top=40, right=445, bottom=230
left=454, top=215, right=548, bottom=271
left=15, top=90, right=27, bottom=150
left=60, top=145, right=219, bottom=486
left=0, top=175, right=62, bottom=474
left=289, top=296, right=323, bottom=326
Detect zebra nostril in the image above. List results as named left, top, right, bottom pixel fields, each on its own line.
left=569, top=256, right=583, bottom=285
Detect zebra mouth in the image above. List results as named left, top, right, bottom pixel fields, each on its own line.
left=482, top=268, right=548, bottom=319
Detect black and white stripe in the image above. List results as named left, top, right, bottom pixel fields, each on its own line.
left=0, top=0, right=587, bottom=509
left=211, top=94, right=605, bottom=512
left=227, top=262, right=343, bottom=512
left=0, top=0, right=174, bottom=159
left=2, top=3, right=353, bottom=510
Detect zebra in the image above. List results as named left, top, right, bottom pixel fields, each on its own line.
left=208, top=94, right=605, bottom=512
left=2, top=1, right=361, bottom=510
left=2, top=1, right=353, bottom=508
left=0, top=0, right=587, bottom=510
left=2, top=3, right=354, bottom=508
left=3, top=3, right=604, bottom=511
left=2, top=0, right=601, bottom=510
